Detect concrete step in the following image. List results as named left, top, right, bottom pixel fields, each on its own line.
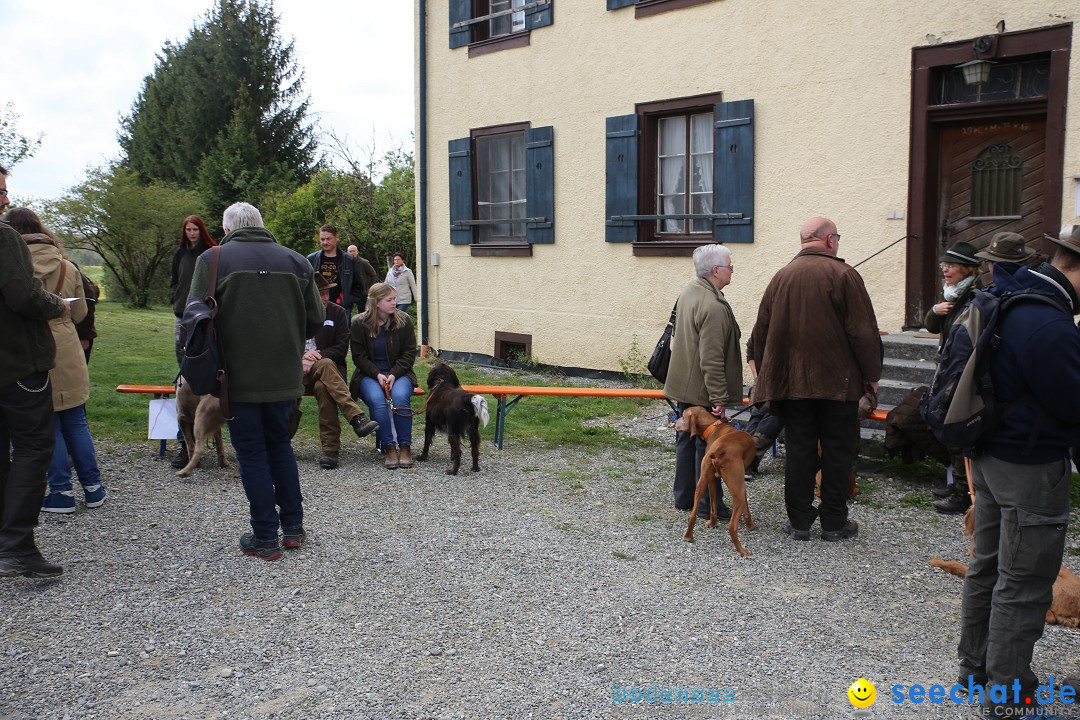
left=882, top=356, right=937, bottom=386
left=880, top=331, right=939, bottom=363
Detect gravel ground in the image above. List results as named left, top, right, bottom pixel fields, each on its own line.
left=2, top=400, right=1079, bottom=720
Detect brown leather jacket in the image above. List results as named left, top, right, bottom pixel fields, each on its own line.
left=751, top=249, right=881, bottom=403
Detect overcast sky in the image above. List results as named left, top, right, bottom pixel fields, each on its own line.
left=3, top=1, right=415, bottom=203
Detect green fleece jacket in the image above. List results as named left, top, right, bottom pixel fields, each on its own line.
left=0, top=222, right=66, bottom=386
left=663, top=276, right=743, bottom=408
left=188, top=226, right=324, bottom=403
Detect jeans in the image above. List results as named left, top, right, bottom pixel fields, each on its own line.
left=227, top=401, right=304, bottom=545
left=357, top=375, right=413, bottom=447
left=48, top=405, right=102, bottom=492
left=672, top=402, right=723, bottom=510
left=0, top=372, right=54, bottom=558
left=774, top=399, right=858, bottom=532
left=959, top=454, right=1070, bottom=708
left=396, top=303, right=411, bottom=313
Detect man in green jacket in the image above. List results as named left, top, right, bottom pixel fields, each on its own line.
left=663, top=244, right=743, bottom=518
left=188, top=202, right=324, bottom=561
left=0, top=165, right=70, bottom=578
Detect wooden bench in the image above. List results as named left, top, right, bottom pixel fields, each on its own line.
left=115, top=384, right=426, bottom=455
left=457, top=384, right=889, bottom=450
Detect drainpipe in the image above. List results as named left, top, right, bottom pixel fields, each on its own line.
left=417, top=0, right=430, bottom=347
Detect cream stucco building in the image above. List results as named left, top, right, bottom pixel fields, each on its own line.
left=414, top=0, right=1078, bottom=373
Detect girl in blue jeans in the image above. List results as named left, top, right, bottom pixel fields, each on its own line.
left=350, top=282, right=418, bottom=470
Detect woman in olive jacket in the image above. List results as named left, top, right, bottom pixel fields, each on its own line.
left=5, top=208, right=105, bottom=513
left=350, top=282, right=418, bottom=469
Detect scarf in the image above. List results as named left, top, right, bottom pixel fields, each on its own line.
left=942, top=275, right=975, bottom=301
left=391, top=265, right=405, bottom=279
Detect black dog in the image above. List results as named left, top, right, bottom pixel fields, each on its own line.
left=417, top=363, right=490, bottom=475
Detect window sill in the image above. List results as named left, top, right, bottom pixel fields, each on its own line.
left=468, top=32, right=530, bottom=58
left=632, top=239, right=716, bottom=257
left=635, top=0, right=719, bottom=18
left=470, top=243, right=533, bottom=257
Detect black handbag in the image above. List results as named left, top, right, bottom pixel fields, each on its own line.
left=647, top=302, right=678, bottom=383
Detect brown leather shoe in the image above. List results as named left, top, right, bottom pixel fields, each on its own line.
left=384, top=444, right=399, bottom=469
left=398, top=443, right=413, bottom=468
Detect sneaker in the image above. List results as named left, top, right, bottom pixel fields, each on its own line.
left=0, top=553, right=63, bottom=578
left=170, top=443, right=189, bottom=470
left=783, top=521, right=811, bottom=541
left=282, top=527, right=306, bottom=549
left=318, top=451, right=339, bottom=470
left=83, top=483, right=107, bottom=509
left=350, top=414, right=378, bottom=439
left=41, top=490, right=76, bottom=514
left=933, top=491, right=971, bottom=515
left=821, top=520, right=859, bottom=542
left=239, top=533, right=282, bottom=561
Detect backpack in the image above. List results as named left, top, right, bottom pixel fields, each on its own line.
left=180, top=247, right=230, bottom=415
left=919, top=287, right=1057, bottom=452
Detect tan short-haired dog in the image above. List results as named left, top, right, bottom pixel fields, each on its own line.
left=676, top=406, right=757, bottom=557
left=175, top=377, right=228, bottom=478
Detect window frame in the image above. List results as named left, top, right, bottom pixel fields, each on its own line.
left=472, top=122, right=531, bottom=249
left=637, top=92, right=725, bottom=249
left=449, top=0, right=553, bottom=57
left=607, top=0, right=719, bottom=18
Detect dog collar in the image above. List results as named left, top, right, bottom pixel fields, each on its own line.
left=701, top=419, right=726, bottom=441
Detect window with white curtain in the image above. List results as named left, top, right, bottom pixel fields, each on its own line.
left=476, top=131, right=527, bottom=243
left=489, top=0, right=526, bottom=37
left=656, top=111, right=713, bottom=235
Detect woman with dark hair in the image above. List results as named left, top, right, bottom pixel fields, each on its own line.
left=169, top=214, right=216, bottom=468
left=350, top=282, right=417, bottom=470
left=384, top=251, right=418, bottom=312
left=3, top=208, right=105, bottom=513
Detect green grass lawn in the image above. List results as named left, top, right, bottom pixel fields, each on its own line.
left=85, top=303, right=660, bottom=448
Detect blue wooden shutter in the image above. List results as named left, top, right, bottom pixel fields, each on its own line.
left=525, top=0, right=553, bottom=30
left=448, top=137, right=473, bottom=245
left=449, top=0, right=471, bottom=49
left=713, top=99, right=754, bottom=243
left=607, top=0, right=636, bottom=9
left=605, top=114, right=638, bottom=243
left=526, top=126, right=555, bottom=244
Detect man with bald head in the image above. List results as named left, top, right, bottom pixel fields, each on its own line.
left=751, top=216, right=881, bottom=542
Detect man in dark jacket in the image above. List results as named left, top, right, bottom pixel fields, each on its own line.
left=306, top=225, right=375, bottom=315
left=957, top=226, right=1080, bottom=718
left=0, top=165, right=70, bottom=578
left=751, top=216, right=881, bottom=542
left=303, top=275, right=377, bottom=470
left=189, top=202, right=324, bottom=561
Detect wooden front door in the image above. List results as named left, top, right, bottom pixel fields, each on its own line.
left=937, top=117, right=1046, bottom=262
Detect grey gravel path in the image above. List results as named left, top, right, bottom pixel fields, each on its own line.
left=2, top=406, right=1078, bottom=720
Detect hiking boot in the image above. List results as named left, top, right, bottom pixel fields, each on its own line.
left=82, top=483, right=107, bottom=509
left=0, top=553, right=63, bottom=578
left=821, top=520, right=859, bottom=542
left=933, top=488, right=972, bottom=515
left=239, top=533, right=282, bottom=561
left=282, top=527, right=306, bottom=549
left=932, top=484, right=953, bottom=498
left=41, top=490, right=76, bottom=514
left=783, top=521, right=811, bottom=541
left=384, top=444, right=399, bottom=470
left=397, top=443, right=414, bottom=468
left=697, top=502, right=732, bottom=520
left=350, top=413, right=378, bottom=439
left=170, top=443, right=189, bottom=469
left=319, top=451, right=339, bottom=470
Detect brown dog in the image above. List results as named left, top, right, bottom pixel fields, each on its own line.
left=929, top=506, right=1080, bottom=627
left=675, top=406, right=757, bottom=557
left=175, top=377, right=228, bottom=478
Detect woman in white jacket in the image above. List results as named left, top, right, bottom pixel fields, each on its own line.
left=384, top=252, right=418, bottom=312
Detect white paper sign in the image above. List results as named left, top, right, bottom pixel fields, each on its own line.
left=148, top=398, right=178, bottom=439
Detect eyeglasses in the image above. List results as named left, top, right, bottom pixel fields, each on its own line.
left=713, top=264, right=734, bottom=272
left=827, top=233, right=840, bottom=242
left=0, top=189, right=8, bottom=197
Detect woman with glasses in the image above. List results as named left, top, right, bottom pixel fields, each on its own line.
left=924, top=241, right=982, bottom=515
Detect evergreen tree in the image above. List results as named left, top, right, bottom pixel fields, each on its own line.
left=118, top=0, right=316, bottom=215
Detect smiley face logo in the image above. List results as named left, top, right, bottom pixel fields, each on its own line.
left=848, top=678, right=876, bottom=708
